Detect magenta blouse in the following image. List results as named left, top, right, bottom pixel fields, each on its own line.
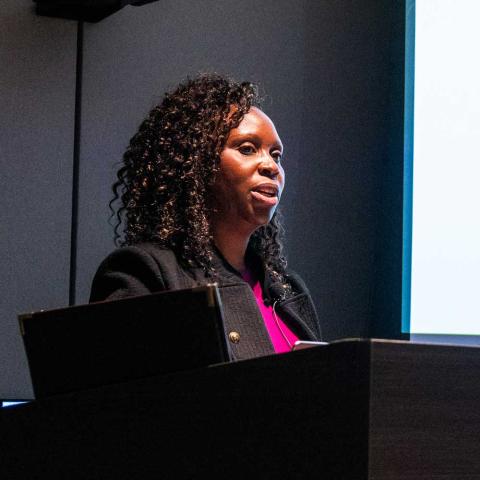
left=242, top=269, right=298, bottom=353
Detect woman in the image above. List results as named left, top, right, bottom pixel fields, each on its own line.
left=90, top=74, right=322, bottom=360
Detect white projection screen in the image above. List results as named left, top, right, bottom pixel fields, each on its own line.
left=406, top=0, right=480, bottom=341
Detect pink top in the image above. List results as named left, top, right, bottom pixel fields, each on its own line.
left=242, top=270, right=299, bottom=353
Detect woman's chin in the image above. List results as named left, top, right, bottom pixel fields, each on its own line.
left=250, top=208, right=276, bottom=227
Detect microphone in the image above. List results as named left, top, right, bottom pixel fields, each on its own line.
left=264, top=281, right=288, bottom=306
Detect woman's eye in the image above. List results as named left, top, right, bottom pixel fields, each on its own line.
left=238, top=144, right=256, bottom=155
left=272, top=152, right=283, bottom=163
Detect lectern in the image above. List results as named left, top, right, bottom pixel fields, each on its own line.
left=1, top=338, right=480, bottom=479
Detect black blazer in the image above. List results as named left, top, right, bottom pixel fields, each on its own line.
left=90, top=243, right=322, bottom=360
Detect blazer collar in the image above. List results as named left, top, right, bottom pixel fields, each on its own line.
left=211, top=246, right=288, bottom=305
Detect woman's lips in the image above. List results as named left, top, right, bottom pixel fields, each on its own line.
left=251, top=190, right=279, bottom=206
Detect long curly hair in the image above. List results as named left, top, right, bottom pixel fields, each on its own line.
left=111, top=73, right=289, bottom=285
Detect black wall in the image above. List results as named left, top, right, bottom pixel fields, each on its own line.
left=1, top=0, right=405, bottom=399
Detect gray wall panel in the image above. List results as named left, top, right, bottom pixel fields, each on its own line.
left=76, top=0, right=307, bottom=303
left=77, top=1, right=405, bottom=341
left=296, top=1, right=405, bottom=340
left=0, top=1, right=77, bottom=398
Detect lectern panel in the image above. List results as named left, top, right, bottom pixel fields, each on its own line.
left=369, top=340, right=480, bottom=479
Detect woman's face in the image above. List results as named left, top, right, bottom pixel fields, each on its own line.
left=212, top=106, right=285, bottom=231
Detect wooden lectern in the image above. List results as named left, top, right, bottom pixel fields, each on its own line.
left=1, top=338, right=480, bottom=479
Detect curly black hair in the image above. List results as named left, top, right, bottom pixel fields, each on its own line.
left=111, top=73, right=289, bottom=285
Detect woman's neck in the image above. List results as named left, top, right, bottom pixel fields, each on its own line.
left=213, top=223, right=252, bottom=274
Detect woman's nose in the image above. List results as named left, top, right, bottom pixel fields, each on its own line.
left=258, top=155, right=280, bottom=178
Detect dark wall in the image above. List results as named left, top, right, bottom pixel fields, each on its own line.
left=75, top=0, right=405, bottom=339
left=0, top=0, right=77, bottom=398
left=0, top=0, right=405, bottom=398
left=296, top=1, right=405, bottom=340
left=75, top=0, right=309, bottom=303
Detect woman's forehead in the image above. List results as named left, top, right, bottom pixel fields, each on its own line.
left=229, top=107, right=283, bottom=147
